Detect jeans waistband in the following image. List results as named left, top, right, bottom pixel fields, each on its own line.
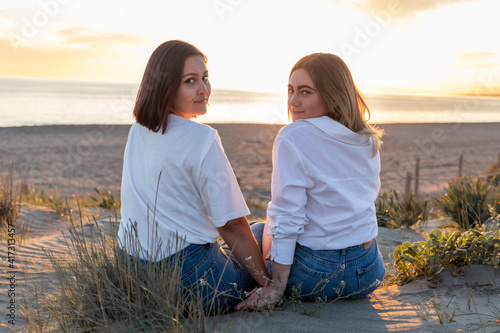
left=346, top=239, right=375, bottom=251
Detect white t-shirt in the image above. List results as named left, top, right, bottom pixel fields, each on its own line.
left=268, top=116, right=381, bottom=265
left=118, top=115, right=249, bottom=260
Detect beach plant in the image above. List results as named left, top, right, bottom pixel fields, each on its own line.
left=0, top=163, right=31, bottom=243
left=89, top=187, right=119, bottom=211
left=19, top=279, right=56, bottom=333
left=394, top=228, right=500, bottom=283
left=434, top=176, right=500, bottom=230
left=31, top=209, right=226, bottom=332
left=375, top=191, right=393, bottom=227
left=429, top=292, right=456, bottom=324
left=483, top=154, right=500, bottom=186
left=466, top=294, right=500, bottom=329
left=21, top=184, right=69, bottom=216
left=487, top=206, right=500, bottom=232
left=286, top=279, right=343, bottom=317
left=283, top=277, right=382, bottom=317
left=376, top=189, right=428, bottom=229
left=0, top=163, right=20, bottom=230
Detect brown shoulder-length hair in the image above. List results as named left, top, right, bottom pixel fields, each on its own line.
left=133, top=40, right=207, bottom=134
left=290, top=53, right=383, bottom=156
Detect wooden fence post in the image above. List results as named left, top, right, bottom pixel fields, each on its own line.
left=404, top=171, right=412, bottom=202
left=458, top=154, right=463, bottom=178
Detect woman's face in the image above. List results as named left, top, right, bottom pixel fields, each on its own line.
left=288, top=68, right=328, bottom=122
left=172, top=55, right=211, bottom=119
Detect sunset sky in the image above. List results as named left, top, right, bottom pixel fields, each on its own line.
left=1, top=0, right=499, bottom=95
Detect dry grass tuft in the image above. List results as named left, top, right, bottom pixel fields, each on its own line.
left=0, top=163, right=30, bottom=242
left=0, top=163, right=20, bottom=229
left=21, top=207, right=230, bottom=332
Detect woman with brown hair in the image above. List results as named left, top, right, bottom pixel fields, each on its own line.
left=118, top=40, right=270, bottom=313
left=237, top=53, right=385, bottom=310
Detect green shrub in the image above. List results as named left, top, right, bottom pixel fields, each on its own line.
left=375, top=191, right=393, bottom=227
left=376, top=189, right=428, bottom=229
left=434, top=176, right=499, bottom=229
left=394, top=228, right=500, bottom=283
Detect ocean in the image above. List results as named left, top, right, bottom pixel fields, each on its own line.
left=1, top=76, right=499, bottom=127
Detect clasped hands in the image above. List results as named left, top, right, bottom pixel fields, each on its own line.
left=235, top=285, right=283, bottom=311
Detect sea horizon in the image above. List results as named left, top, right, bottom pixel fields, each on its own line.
left=1, top=76, right=500, bottom=127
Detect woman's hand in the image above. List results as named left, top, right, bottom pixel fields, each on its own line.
left=235, top=261, right=291, bottom=311
left=235, top=285, right=283, bottom=311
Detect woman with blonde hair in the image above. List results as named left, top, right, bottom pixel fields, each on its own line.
left=237, top=53, right=385, bottom=309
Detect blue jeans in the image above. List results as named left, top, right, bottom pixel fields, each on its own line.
left=127, top=222, right=265, bottom=314
left=285, top=240, right=385, bottom=301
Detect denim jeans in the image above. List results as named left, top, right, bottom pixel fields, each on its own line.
left=127, top=222, right=265, bottom=314
left=286, top=240, right=385, bottom=301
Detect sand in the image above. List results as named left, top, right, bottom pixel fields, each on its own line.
left=1, top=122, right=499, bottom=198
left=1, top=122, right=500, bottom=332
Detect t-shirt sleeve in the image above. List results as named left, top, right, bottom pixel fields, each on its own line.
left=268, top=134, right=311, bottom=265
left=197, top=134, right=250, bottom=227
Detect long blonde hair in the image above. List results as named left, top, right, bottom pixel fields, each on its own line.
left=290, top=53, right=383, bottom=156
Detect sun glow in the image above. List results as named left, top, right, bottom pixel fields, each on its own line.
left=0, top=0, right=498, bottom=96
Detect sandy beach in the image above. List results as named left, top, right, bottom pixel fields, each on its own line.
left=1, top=122, right=499, bottom=198
left=1, top=122, right=500, bottom=332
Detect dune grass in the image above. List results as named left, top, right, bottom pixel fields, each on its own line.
left=21, top=208, right=220, bottom=332
left=2, top=165, right=233, bottom=332
left=20, top=184, right=121, bottom=218
left=376, top=189, right=429, bottom=229
left=21, top=184, right=69, bottom=217
left=1, top=166, right=213, bottom=331
left=0, top=163, right=20, bottom=227
left=434, top=176, right=499, bottom=230
left=0, top=163, right=30, bottom=242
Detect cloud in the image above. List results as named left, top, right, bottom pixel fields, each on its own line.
left=0, top=28, right=146, bottom=81
left=343, top=0, right=480, bottom=19
left=455, top=51, right=496, bottom=61
left=1, top=24, right=145, bottom=51
left=58, top=27, right=145, bottom=46
left=451, top=52, right=500, bottom=71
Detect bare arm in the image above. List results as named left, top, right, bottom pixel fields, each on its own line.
left=270, top=261, right=291, bottom=293
left=217, top=217, right=271, bottom=288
